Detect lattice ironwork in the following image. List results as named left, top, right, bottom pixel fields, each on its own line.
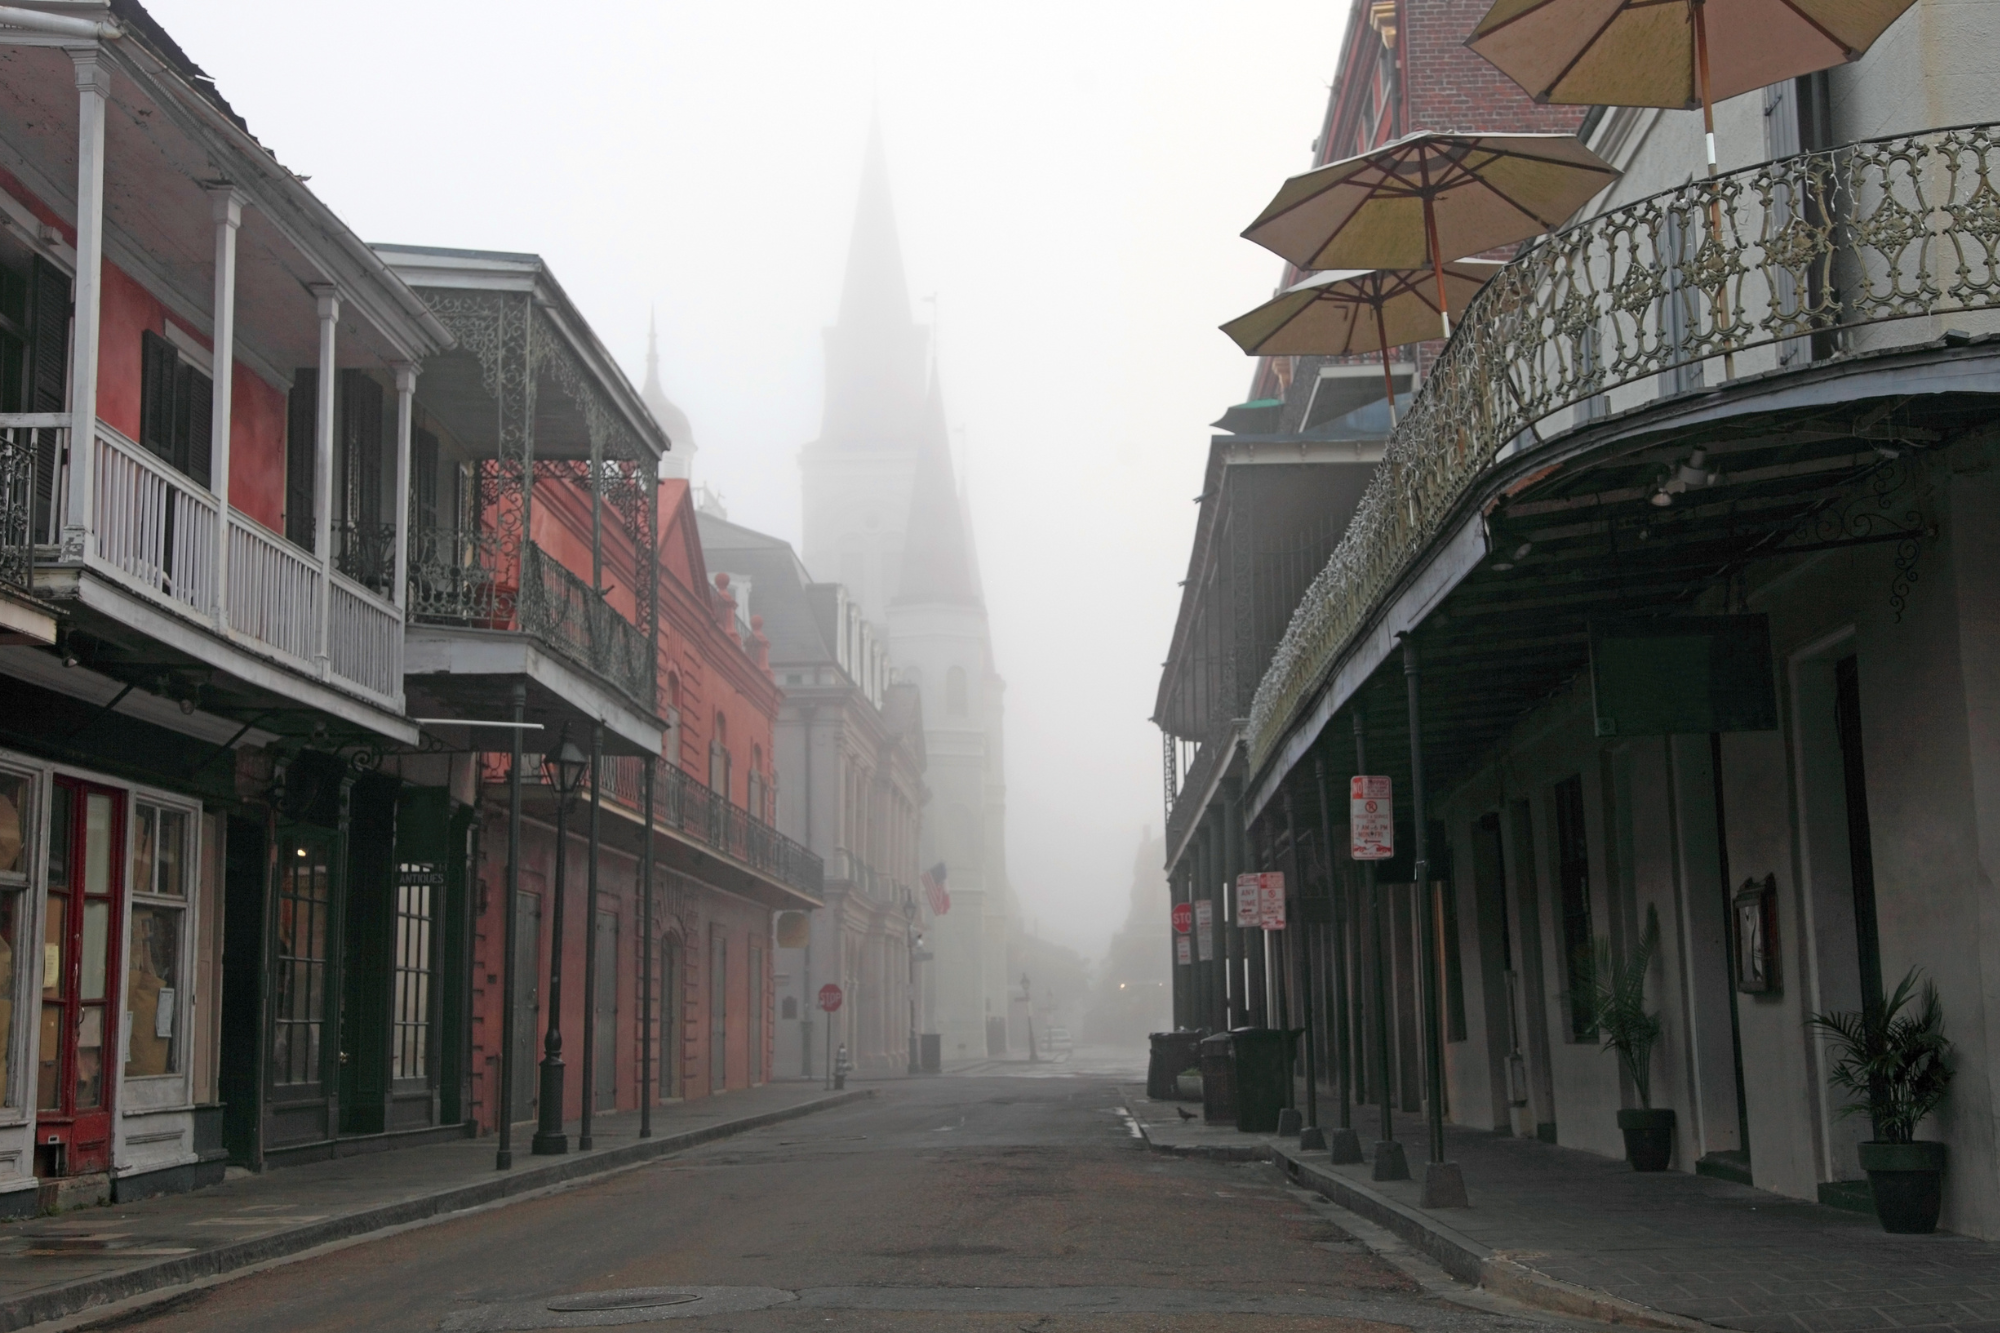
left=1250, top=123, right=2000, bottom=770
left=0, top=433, right=31, bottom=593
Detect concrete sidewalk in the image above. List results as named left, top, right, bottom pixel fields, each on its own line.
left=1122, top=1090, right=2000, bottom=1333
left=0, top=1083, right=870, bottom=1332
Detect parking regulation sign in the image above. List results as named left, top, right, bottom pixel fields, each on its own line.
left=1351, top=776, right=1393, bottom=860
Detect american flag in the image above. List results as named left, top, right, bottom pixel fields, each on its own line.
left=922, top=862, right=950, bottom=916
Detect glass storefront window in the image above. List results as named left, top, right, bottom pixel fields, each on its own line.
left=0, top=773, right=25, bottom=876
left=125, top=802, right=190, bottom=1080
left=124, top=906, right=180, bottom=1078
left=38, top=784, right=68, bottom=1112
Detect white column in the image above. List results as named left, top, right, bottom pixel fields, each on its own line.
left=311, top=285, right=339, bottom=675
left=207, top=186, right=246, bottom=632
left=61, top=47, right=110, bottom=556
left=391, top=362, right=416, bottom=612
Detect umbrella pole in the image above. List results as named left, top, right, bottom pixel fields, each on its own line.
left=1423, top=196, right=1452, bottom=341
left=1691, top=0, right=1737, bottom=378
left=1373, top=302, right=1399, bottom=429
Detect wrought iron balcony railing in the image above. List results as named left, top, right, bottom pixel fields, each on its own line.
left=1250, top=122, right=2000, bottom=771
left=0, top=430, right=34, bottom=594
left=513, top=755, right=824, bottom=900
left=408, top=526, right=653, bottom=710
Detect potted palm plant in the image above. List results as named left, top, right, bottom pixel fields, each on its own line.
left=1808, top=969, right=1953, bottom=1234
left=1571, top=906, right=1672, bottom=1170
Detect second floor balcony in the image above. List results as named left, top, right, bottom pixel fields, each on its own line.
left=1248, top=121, right=2000, bottom=788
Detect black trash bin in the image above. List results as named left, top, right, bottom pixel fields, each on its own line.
left=1199, top=1031, right=1236, bottom=1125
left=920, top=1033, right=942, bottom=1074
left=1232, top=1027, right=1300, bottom=1133
left=1147, top=1030, right=1206, bottom=1101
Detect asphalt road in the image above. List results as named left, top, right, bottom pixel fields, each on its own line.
left=98, top=1059, right=1575, bottom=1333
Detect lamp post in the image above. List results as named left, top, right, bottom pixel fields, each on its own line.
left=1022, top=972, right=1037, bottom=1064
left=532, top=730, right=589, bottom=1156
left=903, top=895, right=919, bottom=1075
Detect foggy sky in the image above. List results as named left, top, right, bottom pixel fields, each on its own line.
left=148, top=0, right=1342, bottom=961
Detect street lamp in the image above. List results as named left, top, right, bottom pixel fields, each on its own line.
left=903, top=895, right=919, bottom=1075
left=532, top=730, right=589, bottom=1156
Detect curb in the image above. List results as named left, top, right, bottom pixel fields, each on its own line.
left=1270, top=1143, right=1708, bottom=1331
left=1120, top=1089, right=1274, bottom=1163
left=0, top=1089, right=874, bottom=1333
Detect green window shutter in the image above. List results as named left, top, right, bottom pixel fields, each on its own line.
left=26, top=258, right=67, bottom=541
left=139, top=330, right=176, bottom=466
left=184, top=362, right=212, bottom=490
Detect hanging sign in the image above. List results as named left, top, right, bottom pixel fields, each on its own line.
left=1259, top=873, right=1287, bottom=931
left=1234, top=873, right=1265, bottom=928
left=1171, top=902, right=1193, bottom=935
left=1351, top=776, right=1394, bottom=860
left=1195, top=900, right=1214, bottom=962
left=1175, top=936, right=1193, bottom=965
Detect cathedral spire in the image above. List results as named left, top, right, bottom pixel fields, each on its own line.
left=893, top=366, right=982, bottom=608
left=817, top=115, right=929, bottom=452
left=640, top=305, right=697, bottom=479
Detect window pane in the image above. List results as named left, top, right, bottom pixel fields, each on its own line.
left=46, top=785, right=69, bottom=892
left=154, top=810, right=186, bottom=897
left=273, top=841, right=329, bottom=1086
left=132, top=805, right=156, bottom=899
left=83, top=793, right=112, bottom=896
left=79, top=901, right=108, bottom=1001
left=73, top=1006, right=102, bottom=1108
left=0, top=774, right=25, bottom=875
left=41, top=897, right=63, bottom=999
left=0, top=891, right=17, bottom=1105
left=36, top=1003, right=59, bottom=1110
left=125, top=905, right=181, bottom=1078
left=392, top=870, right=435, bottom=1082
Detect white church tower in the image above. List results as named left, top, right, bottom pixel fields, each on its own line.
left=801, top=120, right=1015, bottom=1061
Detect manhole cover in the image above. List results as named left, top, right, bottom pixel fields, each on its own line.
left=546, top=1290, right=703, bottom=1313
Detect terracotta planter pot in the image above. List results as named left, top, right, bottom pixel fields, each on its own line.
left=1858, top=1141, right=1946, bottom=1234
left=1617, top=1107, right=1675, bottom=1172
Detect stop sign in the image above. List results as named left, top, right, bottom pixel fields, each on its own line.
left=1171, top=903, right=1193, bottom=935
left=818, top=983, right=843, bottom=1013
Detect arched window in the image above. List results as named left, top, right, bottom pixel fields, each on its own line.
left=946, top=666, right=968, bottom=717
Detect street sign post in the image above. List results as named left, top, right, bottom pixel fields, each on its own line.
left=818, top=984, right=843, bottom=1090
left=1171, top=903, right=1193, bottom=934
left=1351, top=776, right=1393, bottom=860
left=1258, top=873, right=1286, bottom=931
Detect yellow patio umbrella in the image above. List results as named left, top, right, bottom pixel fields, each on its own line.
left=1241, top=132, right=1618, bottom=340
left=1466, top=0, right=1918, bottom=172
left=1221, top=262, right=1505, bottom=425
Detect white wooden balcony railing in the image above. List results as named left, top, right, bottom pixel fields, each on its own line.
left=20, top=417, right=405, bottom=711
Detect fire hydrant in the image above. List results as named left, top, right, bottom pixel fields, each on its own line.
left=834, top=1044, right=851, bottom=1090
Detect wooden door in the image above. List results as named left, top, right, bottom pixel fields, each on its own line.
left=510, top=891, right=540, bottom=1124
left=592, top=912, right=616, bottom=1111
left=658, top=935, right=680, bottom=1100
left=38, top=780, right=124, bottom=1175
left=266, top=827, right=337, bottom=1147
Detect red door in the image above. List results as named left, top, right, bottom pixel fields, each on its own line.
left=38, top=779, right=123, bottom=1176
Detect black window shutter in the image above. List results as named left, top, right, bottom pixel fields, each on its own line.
left=139, top=330, right=172, bottom=465
left=286, top=369, right=318, bottom=548
left=185, top=363, right=212, bottom=490
left=339, top=370, right=383, bottom=534
left=27, top=258, right=68, bottom=541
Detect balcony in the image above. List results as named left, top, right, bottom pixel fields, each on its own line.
left=581, top=756, right=823, bottom=902
left=25, top=416, right=402, bottom=709
left=1249, top=122, right=2000, bottom=773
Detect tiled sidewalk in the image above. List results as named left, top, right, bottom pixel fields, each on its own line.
left=0, top=1083, right=868, bottom=1331
left=1282, top=1107, right=2000, bottom=1333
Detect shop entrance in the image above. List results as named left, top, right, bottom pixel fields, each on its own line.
left=39, top=779, right=124, bottom=1177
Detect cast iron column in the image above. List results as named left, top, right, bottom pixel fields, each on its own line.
left=533, top=762, right=572, bottom=1156
left=580, top=723, right=603, bottom=1151
left=1404, top=635, right=1466, bottom=1207
left=1315, top=753, right=1362, bottom=1162
left=640, top=756, right=654, bottom=1138
left=497, top=682, right=525, bottom=1170
left=1356, top=709, right=1408, bottom=1181
left=1284, top=789, right=1322, bottom=1147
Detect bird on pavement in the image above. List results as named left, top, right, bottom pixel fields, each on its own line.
left=1176, top=1106, right=1197, bottom=1121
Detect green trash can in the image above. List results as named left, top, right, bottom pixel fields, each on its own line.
left=1232, top=1028, right=1300, bottom=1134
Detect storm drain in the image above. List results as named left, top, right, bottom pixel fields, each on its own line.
left=546, top=1290, right=702, bottom=1313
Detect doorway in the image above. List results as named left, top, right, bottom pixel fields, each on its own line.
left=39, top=780, right=124, bottom=1177
left=659, top=933, right=682, bottom=1100
left=709, top=926, right=727, bottom=1094
left=592, top=911, right=617, bottom=1111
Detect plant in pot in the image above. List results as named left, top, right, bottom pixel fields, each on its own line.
left=1570, top=906, right=1672, bottom=1170
left=1808, top=969, right=1953, bottom=1234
